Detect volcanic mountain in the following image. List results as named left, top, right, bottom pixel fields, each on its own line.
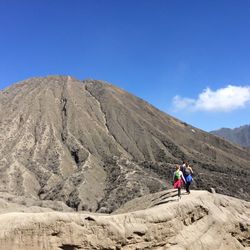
left=0, top=76, right=249, bottom=212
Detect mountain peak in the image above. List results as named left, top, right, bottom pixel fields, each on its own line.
left=211, top=124, right=250, bottom=147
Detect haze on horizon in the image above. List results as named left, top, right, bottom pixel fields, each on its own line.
left=1, top=0, right=250, bottom=131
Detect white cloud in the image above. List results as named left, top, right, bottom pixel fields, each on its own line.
left=172, top=96, right=195, bottom=109
left=172, top=85, right=250, bottom=112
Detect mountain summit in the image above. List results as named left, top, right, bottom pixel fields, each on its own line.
left=0, top=76, right=249, bottom=212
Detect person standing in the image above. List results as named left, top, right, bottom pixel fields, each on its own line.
left=180, top=161, right=188, bottom=190
left=184, top=164, right=194, bottom=194
left=173, top=164, right=186, bottom=199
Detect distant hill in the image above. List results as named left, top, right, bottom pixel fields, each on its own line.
left=211, top=125, right=250, bottom=147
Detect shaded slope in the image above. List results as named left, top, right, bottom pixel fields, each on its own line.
left=0, top=76, right=249, bottom=212
left=85, top=79, right=250, bottom=201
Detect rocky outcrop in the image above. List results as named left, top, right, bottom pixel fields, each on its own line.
left=0, top=76, right=250, bottom=213
left=0, top=192, right=73, bottom=213
left=0, top=190, right=249, bottom=250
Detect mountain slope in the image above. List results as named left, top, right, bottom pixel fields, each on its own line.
left=0, top=76, right=250, bottom=212
left=211, top=125, right=250, bottom=147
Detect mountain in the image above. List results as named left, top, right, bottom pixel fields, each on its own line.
left=0, top=190, right=249, bottom=250
left=211, top=125, right=250, bottom=148
left=0, top=76, right=250, bottom=213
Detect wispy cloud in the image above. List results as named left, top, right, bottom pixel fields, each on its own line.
left=172, top=85, right=250, bottom=112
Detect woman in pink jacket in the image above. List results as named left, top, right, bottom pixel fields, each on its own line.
left=173, top=164, right=186, bottom=199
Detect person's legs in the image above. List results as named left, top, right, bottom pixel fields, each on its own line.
left=178, top=187, right=181, bottom=198
left=186, top=182, right=190, bottom=193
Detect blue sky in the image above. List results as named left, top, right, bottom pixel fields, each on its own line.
left=1, top=0, right=250, bottom=131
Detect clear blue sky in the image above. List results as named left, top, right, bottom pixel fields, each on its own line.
left=1, top=0, right=250, bottom=131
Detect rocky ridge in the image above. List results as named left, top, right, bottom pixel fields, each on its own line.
left=211, top=125, right=250, bottom=148
left=0, top=190, right=249, bottom=250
